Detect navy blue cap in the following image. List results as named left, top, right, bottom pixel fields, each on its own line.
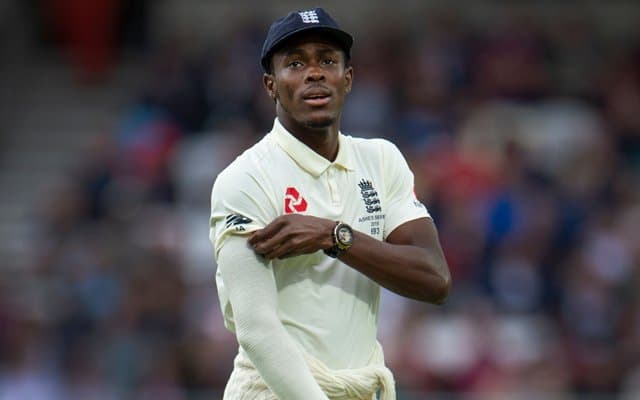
left=260, top=8, right=353, bottom=72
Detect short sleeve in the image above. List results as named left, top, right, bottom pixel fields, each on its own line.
left=381, top=141, right=431, bottom=239
left=210, top=165, right=277, bottom=259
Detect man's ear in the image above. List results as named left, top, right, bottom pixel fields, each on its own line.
left=344, top=66, right=353, bottom=94
left=263, top=73, right=277, bottom=102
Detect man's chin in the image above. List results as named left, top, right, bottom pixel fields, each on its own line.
left=304, top=115, right=335, bottom=129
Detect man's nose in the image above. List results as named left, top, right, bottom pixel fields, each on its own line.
left=305, top=64, right=325, bottom=83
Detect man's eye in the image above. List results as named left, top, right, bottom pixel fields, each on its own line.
left=288, top=61, right=303, bottom=68
left=322, top=59, right=336, bottom=65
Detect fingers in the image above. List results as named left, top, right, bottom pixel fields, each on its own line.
left=247, top=214, right=330, bottom=260
left=255, top=232, right=299, bottom=259
left=264, top=242, right=318, bottom=260
left=253, top=230, right=315, bottom=259
left=249, top=215, right=295, bottom=256
left=252, top=229, right=287, bottom=256
left=248, top=220, right=281, bottom=247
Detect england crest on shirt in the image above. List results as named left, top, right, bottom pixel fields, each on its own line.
left=358, top=179, right=381, bottom=214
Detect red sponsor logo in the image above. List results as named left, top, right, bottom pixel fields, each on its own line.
left=284, top=187, right=308, bottom=214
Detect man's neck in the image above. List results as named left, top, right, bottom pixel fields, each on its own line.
left=277, top=116, right=340, bottom=162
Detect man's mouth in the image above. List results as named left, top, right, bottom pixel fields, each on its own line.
left=302, top=90, right=331, bottom=106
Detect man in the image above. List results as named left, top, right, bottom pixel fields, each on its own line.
left=210, top=8, right=451, bottom=400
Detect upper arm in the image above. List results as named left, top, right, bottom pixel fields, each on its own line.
left=217, top=236, right=279, bottom=330
left=211, top=164, right=280, bottom=329
left=211, top=166, right=279, bottom=332
left=386, top=217, right=444, bottom=255
left=210, top=166, right=276, bottom=259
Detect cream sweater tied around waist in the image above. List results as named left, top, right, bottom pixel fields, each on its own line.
left=223, top=341, right=396, bottom=400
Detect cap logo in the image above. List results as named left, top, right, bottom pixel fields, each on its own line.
left=298, top=10, right=319, bottom=24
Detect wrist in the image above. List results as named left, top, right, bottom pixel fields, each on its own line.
left=324, top=220, right=336, bottom=249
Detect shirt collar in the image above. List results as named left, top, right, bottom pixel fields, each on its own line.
left=269, top=118, right=354, bottom=177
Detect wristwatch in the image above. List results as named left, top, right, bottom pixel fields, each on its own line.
left=324, top=221, right=354, bottom=258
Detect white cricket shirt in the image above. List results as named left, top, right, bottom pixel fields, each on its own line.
left=210, top=118, right=429, bottom=369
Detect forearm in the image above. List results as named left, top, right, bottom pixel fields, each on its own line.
left=219, top=237, right=328, bottom=399
left=248, top=215, right=451, bottom=304
left=339, top=229, right=450, bottom=303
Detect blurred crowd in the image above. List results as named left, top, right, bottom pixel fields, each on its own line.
left=2, top=3, right=640, bottom=399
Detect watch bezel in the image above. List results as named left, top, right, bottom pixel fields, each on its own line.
left=323, top=221, right=354, bottom=258
left=334, top=222, right=354, bottom=250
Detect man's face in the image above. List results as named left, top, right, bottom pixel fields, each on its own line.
left=264, top=33, right=353, bottom=131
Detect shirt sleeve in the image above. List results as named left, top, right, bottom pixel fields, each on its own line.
left=210, top=166, right=273, bottom=332
left=210, top=166, right=274, bottom=259
left=210, top=167, right=329, bottom=399
left=381, top=140, right=431, bottom=239
left=217, top=237, right=329, bottom=399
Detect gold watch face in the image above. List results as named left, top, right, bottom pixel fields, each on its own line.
left=336, top=225, right=353, bottom=246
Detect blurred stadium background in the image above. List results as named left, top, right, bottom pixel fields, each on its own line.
left=1, top=1, right=640, bottom=399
